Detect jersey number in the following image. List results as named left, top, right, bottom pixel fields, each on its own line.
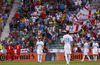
left=66, top=38, right=69, bottom=43
left=9, top=46, right=10, bottom=49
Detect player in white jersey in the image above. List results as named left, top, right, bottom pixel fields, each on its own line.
left=92, top=40, right=99, bottom=61
left=35, top=37, right=44, bottom=63
left=81, top=39, right=91, bottom=61
left=62, top=31, right=73, bottom=65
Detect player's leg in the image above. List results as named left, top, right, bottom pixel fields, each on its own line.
left=68, top=54, right=70, bottom=62
left=12, top=52, right=14, bottom=61
left=95, top=49, right=98, bottom=61
left=38, top=54, right=40, bottom=62
left=8, top=51, right=11, bottom=61
left=95, top=55, right=97, bottom=61
left=68, top=48, right=71, bottom=62
left=40, top=54, right=42, bottom=63
left=17, top=51, right=20, bottom=61
left=93, top=55, right=96, bottom=61
left=82, top=50, right=86, bottom=61
left=6, top=51, right=8, bottom=61
left=40, top=50, right=43, bottom=62
left=37, top=49, right=41, bottom=62
left=93, top=49, right=96, bottom=61
left=87, top=55, right=91, bottom=61
left=94, top=55, right=97, bottom=61
left=65, top=53, right=69, bottom=65
left=81, top=55, right=85, bottom=61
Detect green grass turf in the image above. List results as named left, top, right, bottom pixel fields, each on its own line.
left=0, top=61, right=100, bottom=65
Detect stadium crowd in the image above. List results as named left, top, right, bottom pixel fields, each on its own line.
left=0, top=0, right=14, bottom=39
left=0, top=0, right=100, bottom=53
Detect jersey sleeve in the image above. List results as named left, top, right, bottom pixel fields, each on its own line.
left=62, top=36, right=64, bottom=41
left=70, top=36, right=73, bottom=41
left=97, top=43, right=99, bottom=47
left=20, top=46, right=21, bottom=49
left=42, top=42, right=44, bottom=45
left=11, top=46, right=13, bottom=50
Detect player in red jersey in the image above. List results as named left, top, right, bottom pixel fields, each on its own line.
left=11, top=45, right=15, bottom=61
left=15, top=43, right=21, bottom=60
left=6, top=44, right=13, bottom=61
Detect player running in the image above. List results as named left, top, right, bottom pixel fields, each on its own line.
left=92, top=40, right=99, bottom=61
left=15, top=43, right=21, bottom=61
left=6, top=44, right=13, bottom=61
left=81, top=39, right=91, bottom=61
left=35, top=37, right=44, bottom=63
left=62, top=31, right=73, bottom=65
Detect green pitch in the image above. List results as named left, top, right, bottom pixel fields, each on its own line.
left=0, top=61, right=100, bottom=65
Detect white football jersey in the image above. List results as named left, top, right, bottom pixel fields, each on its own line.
left=36, top=41, right=44, bottom=50
left=93, top=43, right=99, bottom=49
left=63, top=34, right=73, bottom=48
left=84, top=43, right=88, bottom=50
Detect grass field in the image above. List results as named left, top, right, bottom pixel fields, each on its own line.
left=0, top=61, right=100, bottom=65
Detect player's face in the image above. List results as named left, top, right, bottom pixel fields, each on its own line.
left=39, top=38, right=41, bottom=41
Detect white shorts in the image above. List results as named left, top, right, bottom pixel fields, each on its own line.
left=84, top=49, right=89, bottom=55
left=92, top=49, right=98, bottom=55
left=37, top=49, right=43, bottom=55
left=64, top=47, right=71, bottom=54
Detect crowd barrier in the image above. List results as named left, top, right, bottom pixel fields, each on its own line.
left=0, top=53, right=100, bottom=61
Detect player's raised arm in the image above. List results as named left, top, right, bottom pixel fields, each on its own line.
left=42, top=42, right=44, bottom=51
left=35, top=44, right=37, bottom=52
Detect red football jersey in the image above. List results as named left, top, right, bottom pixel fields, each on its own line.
left=15, top=45, right=21, bottom=51
left=6, top=45, right=13, bottom=51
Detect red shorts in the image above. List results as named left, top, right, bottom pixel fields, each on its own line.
left=17, top=51, right=20, bottom=55
left=7, top=50, right=11, bottom=55
left=12, top=52, right=14, bottom=56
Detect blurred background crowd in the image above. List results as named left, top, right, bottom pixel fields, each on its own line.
left=0, top=0, right=100, bottom=53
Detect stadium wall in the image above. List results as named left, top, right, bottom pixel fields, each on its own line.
left=0, top=53, right=100, bottom=61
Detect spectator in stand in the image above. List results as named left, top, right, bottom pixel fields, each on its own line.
left=1, top=0, right=99, bottom=54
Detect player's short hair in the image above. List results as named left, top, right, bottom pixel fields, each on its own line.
left=66, top=30, right=69, bottom=34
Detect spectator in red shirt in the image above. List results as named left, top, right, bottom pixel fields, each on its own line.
left=15, top=13, right=19, bottom=18
left=13, top=30, right=18, bottom=37
left=0, top=1, right=3, bottom=5
left=41, top=11, right=46, bottom=19
left=0, top=5, right=2, bottom=10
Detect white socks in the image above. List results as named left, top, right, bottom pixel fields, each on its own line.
left=40, top=55, right=42, bottom=62
left=93, top=56, right=97, bottom=61
left=65, top=54, right=69, bottom=64
left=68, top=54, right=70, bottom=62
left=82, top=55, right=91, bottom=61
left=82, top=55, right=85, bottom=61
left=38, top=54, right=42, bottom=62
left=38, top=55, right=39, bottom=62
left=87, top=55, right=91, bottom=61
